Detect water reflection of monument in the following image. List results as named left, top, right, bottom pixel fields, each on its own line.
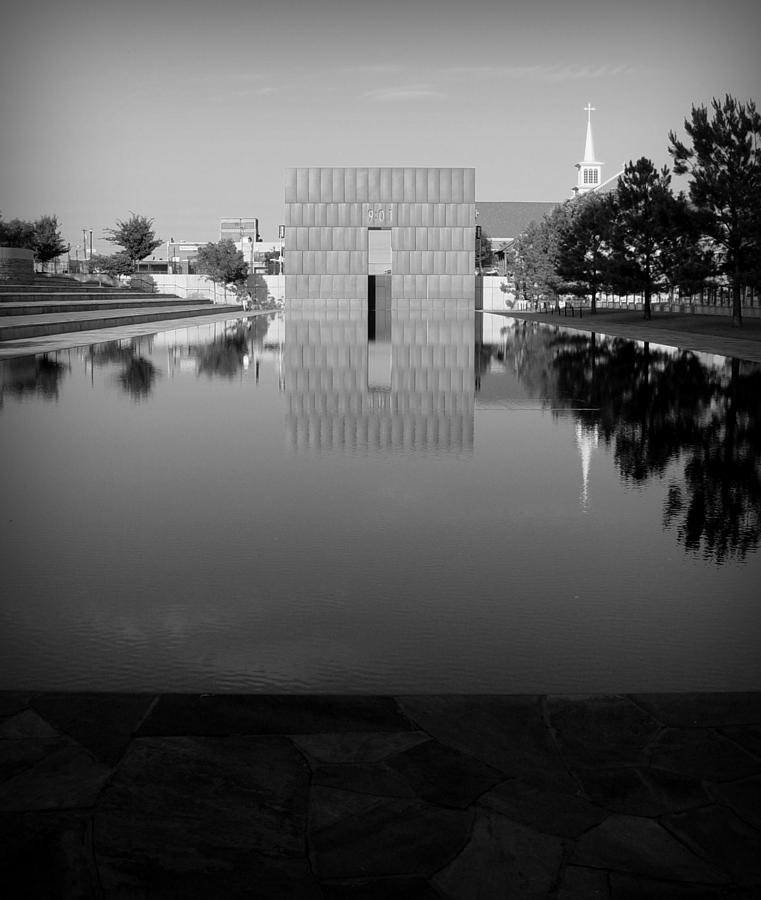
left=284, top=299, right=474, bottom=453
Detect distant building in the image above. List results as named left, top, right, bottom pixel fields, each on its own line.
left=220, top=218, right=260, bottom=243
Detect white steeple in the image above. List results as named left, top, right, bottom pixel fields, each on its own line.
left=574, top=103, right=603, bottom=196
left=575, top=421, right=599, bottom=512
left=584, top=103, right=596, bottom=162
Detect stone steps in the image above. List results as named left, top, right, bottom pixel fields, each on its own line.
left=1, top=289, right=177, bottom=301
left=0, top=297, right=208, bottom=315
left=0, top=277, right=245, bottom=345
left=0, top=303, right=243, bottom=341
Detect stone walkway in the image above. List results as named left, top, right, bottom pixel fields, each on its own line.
left=497, top=309, right=761, bottom=364
left=1, top=692, right=759, bottom=898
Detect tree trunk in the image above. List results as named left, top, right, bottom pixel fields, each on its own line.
left=643, top=286, right=652, bottom=320
left=732, top=258, right=743, bottom=327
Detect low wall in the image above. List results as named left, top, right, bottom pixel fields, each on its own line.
left=131, top=273, right=285, bottom=303
left=0, top=247, right=34, bottom=284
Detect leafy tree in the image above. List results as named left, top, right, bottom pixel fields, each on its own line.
left=88, top=252, right=135, bottom=278
left=610, top=158, right=683, bottom=320
left=669, top=95, right=761, bottom=327
left=195, top=239, right=249, bottom=301
left=0, top=215, right=36, bottom=249
left=104, top=213, right=162, bottom=265
left=32, top=215, right=68, bottom=265
left=511, top=204, right=572, bottom=307
left=556, top=192, right=616, bottom=313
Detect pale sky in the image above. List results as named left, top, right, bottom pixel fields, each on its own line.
left=1, top=0, right=758, bottom=254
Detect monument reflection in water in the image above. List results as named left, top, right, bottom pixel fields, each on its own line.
left=283, top=298, right=473, bottom=455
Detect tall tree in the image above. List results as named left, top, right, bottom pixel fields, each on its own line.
left=611, top=158, right=681, bottom=320
left=195, top=240, right=249, bottom=302
left=556, top=192, right=615, bottom=313
left=669, top=95, right=761, bottom=327
left=32, top=215, right=68, bottom=266
left=510, top=204, right=570, bottom=307
left=104, top=213, right=162, bottom=266
left=0, top=215, right=36, bottom=249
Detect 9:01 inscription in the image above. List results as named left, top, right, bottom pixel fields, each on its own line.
left=367, top=206, right=393, bottom=224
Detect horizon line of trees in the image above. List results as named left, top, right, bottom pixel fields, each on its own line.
left=508, top=95, right=761, bottom=327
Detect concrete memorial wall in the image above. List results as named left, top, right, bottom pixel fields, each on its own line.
left=284, top=167, right=476, bottom=301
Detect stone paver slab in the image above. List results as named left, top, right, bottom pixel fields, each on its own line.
left=98, top=848, right=321, bottom=899
left=311, top=763, right=415, bottom=799
left=608, top=872, right=724, bottom=898
left=431, top=807, right=564, bottom=900
left=0, top=709, right=60, bottom=740
left=320, top=876, right=443, bottom=899
left=480, top=778, right=606, bottom=837
left=397, top=695, right=577, bottom=792
left=0, top=811, right=98, bottom=898
left=719, top=724, right=761, bottom=761
left=557, top=865, right=610, bottom=899
left=571, top=814, right=729, bottom=883
left=0, top=738, right=66, bottom=785
left=709, top=775, right=761, bottom=829
left=311, top=796, right=472, bottom=878
left=30, top=692, right=156, bottom=766
left=0, top=740, right=110, bottom=811
left=663, top=805, right=761, bottom=885
left=650, top=728, right=761, bottom=781
left=292, top=731, right=429, bottom=763
left=139, top=694, right=413, bottom=735
left=309, top=785, right=389, bottom=834
left=631, top=694, right=761, bottom=728
left=547, top=695, right=661, bottom=768
left=0, top=695, right=33, bottom=719
left=384, top=739, right=504, bottom=809
left=97, top=736, right=309, bottom=859
left=573, top=765, right=709, bottom=816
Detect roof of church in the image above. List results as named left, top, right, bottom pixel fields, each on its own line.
left=475, top=201, right=560, bottom=241
left=589, top=169, right=624, bottom=195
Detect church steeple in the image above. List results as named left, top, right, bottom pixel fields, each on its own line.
left=574, top=103, right=603, bottom=196
left=584, top=103, right=596, bottom=163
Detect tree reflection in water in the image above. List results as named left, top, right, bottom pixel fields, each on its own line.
left=194, top=325, right=250, bottom=379
left=118, top=356, right=158, bottom=400
left=0, top=355, right=69, bottom=405
left=500, top=319, right=761, bottom=565
left=89, top=340, right=159, bottom=401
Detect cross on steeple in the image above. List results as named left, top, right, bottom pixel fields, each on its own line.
left=584, top=103, right=596, bottom=122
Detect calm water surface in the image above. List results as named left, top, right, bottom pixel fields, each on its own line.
left=1, top=306, right=759, bottom=692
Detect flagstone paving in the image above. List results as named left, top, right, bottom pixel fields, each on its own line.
left=0, top=692, right=759, bottom=898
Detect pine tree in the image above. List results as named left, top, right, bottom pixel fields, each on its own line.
left=669, top=96, right=761, bottom=327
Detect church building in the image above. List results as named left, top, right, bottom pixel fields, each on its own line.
left=478, top=104, right=625, bottom=274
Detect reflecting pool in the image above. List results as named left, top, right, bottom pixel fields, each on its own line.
left=1, top=305, right=759, bottom=693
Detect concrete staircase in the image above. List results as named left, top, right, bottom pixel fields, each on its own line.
left=0, top=274, right=242, bottom=342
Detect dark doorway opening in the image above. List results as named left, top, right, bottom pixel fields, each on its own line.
left=368, top=275, right=391, bottom=341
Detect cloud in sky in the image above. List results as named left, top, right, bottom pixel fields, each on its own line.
left=364, top=84, right=447, bottom=102
left=341, top=63, right=405, bottom=75
left=447, top=63, right=636, bottom=82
